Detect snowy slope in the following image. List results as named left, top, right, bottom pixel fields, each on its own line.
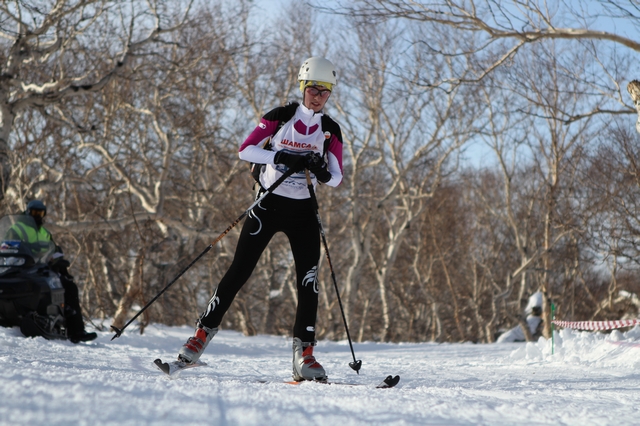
left=1, top=323, right=640, bottom=426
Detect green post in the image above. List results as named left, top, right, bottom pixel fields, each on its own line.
left=551, top=303, right=556, bottom=355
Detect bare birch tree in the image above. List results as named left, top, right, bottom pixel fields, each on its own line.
left=4, top=0, right=248, bottom=332
left=318, top=0, right=640, bottom=340
left=329, top=17, right=485, bottom=342
left=0, top=0, right=200, bottom=202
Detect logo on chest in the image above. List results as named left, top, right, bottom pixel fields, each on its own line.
left=294, top=119, right=319, bottom=136
left=280, top=139, right=319, bottom=150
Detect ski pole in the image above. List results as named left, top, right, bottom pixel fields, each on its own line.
left=110, top=167, right=296, bottom=340
left=305, top=169, right=362, bottom=373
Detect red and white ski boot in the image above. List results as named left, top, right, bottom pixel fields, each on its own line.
left=177, top=323, right=218, bottom=364
left=292, top=338, right=327, bottom=381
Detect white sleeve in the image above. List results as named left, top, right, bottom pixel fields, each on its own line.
left=323, top=151, right=343, bottom=187
left=239, top=144, right=278, bottom=164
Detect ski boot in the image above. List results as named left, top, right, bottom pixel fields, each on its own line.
left=292, top=338, right=327, bottom=381
left=65, top=306, right=97, bottom=343
left=177, top=322, right=218, bottom=364
left=69, top=330, right=97, bottom=343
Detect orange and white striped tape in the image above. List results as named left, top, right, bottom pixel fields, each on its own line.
left=552, top=319, right=640, bottom=331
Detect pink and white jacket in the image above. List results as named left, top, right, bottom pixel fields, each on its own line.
left=239, top=103, right=343, bottom=200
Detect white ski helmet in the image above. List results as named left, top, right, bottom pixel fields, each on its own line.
left=298, top=57, right=337, bottom=92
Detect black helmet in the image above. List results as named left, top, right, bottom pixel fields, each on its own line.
left=25, top=199, right=47, bottom=216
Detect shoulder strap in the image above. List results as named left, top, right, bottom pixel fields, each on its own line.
left=320, top=113, right=343, bottom=155
left=250, top=102, right=300, bottom=184
left=275, top=102, right=299, bottom=136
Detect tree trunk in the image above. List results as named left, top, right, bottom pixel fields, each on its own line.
left=0, top=105, right=15, bottom=200
left=111, top=250, right=145, bottom=331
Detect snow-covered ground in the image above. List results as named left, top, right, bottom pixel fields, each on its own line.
left=1, top=322, right=640, bottom=426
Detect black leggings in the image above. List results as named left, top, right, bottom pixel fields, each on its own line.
left=199, top=192, right=321, bottom=343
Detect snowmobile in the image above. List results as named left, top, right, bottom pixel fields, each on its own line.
left=0, top=214, right=67, bottom=339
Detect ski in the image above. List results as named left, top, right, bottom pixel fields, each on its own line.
left=259, top=375, right=400, bottom=389
left=378, top=375, right=401, bottom=388
left=153, top=358, right=206, bottom=376
left=153, top=358, right=399, bottom=389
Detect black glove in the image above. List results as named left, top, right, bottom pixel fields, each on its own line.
left=49, top=257, right=71, bottom=276
left=274, top=151, right=305, bottom=173
left=305, top=152, right=331, bottom=183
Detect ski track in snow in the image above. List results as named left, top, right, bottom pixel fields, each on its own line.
left=1, top=323, right=640, bottom=426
